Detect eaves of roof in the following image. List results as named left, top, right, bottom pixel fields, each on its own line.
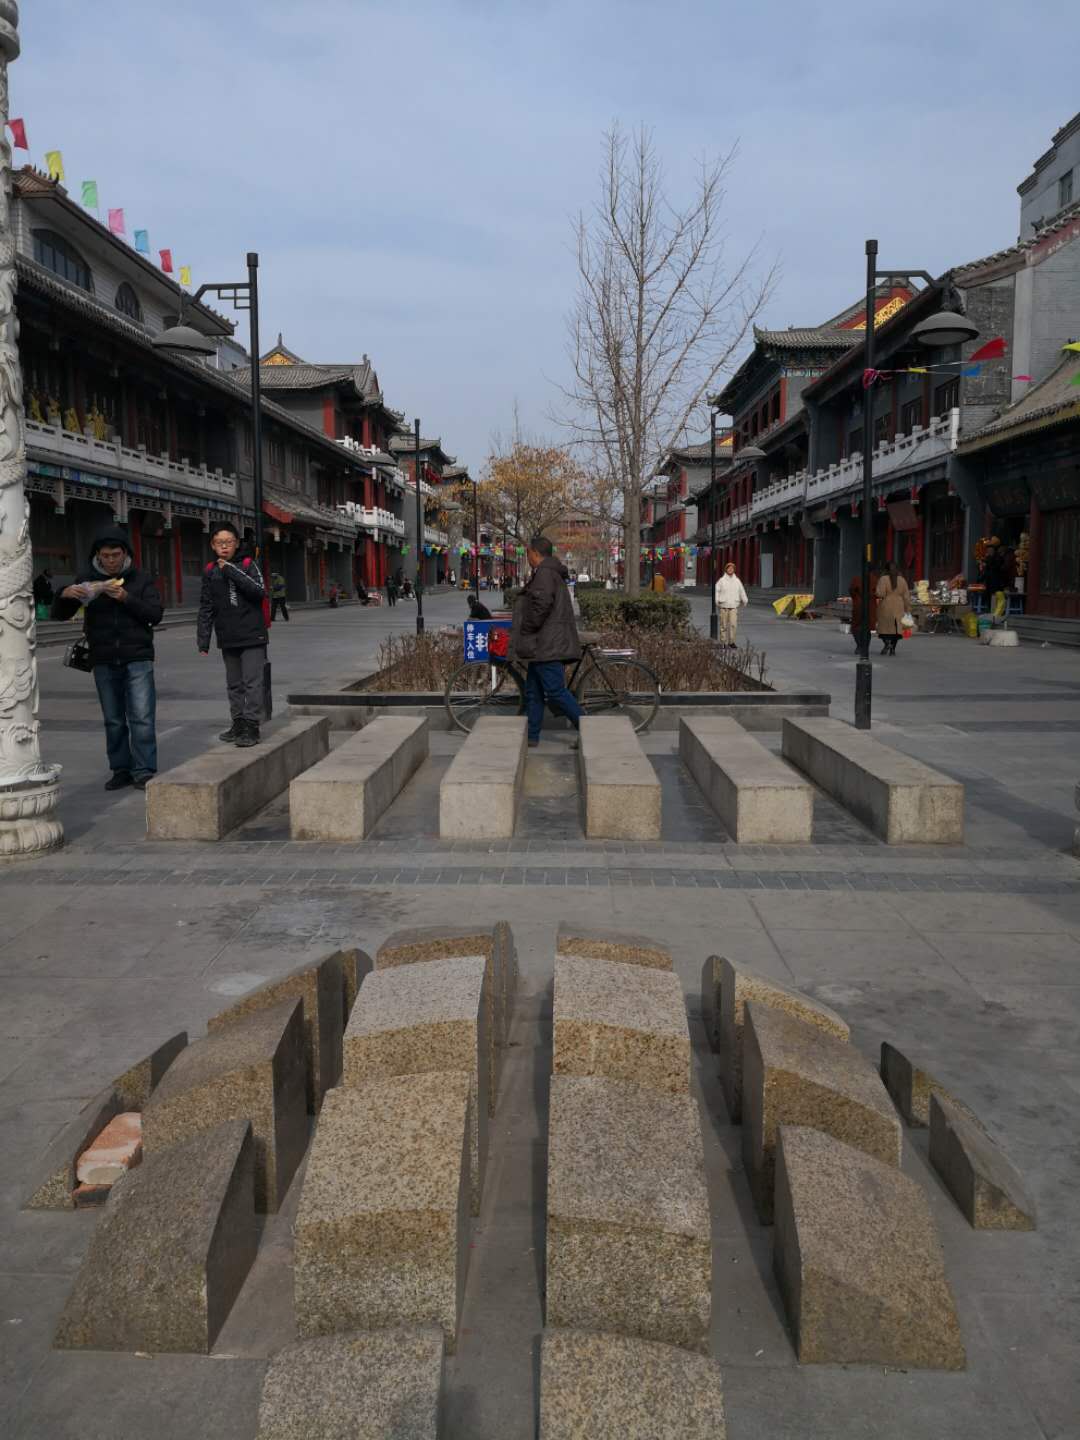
left=953, top=199, right=1080, bottom=281
left=957, top=353, right=1080, bottom=453
left=801, top=281, right=945, bottom=404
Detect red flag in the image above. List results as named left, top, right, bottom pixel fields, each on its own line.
left=970, top=337, right=1006, bottom=361
left=7, top=118, right=28, bottom=150
left=159, top=248, right=173, bottom=273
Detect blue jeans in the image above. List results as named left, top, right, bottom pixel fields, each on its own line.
left=93, top=660, right=157, bottom=780
left=525, top=661, right=583, bottom=741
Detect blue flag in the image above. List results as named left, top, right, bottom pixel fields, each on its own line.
left=134, top=229, right=150, bottom=255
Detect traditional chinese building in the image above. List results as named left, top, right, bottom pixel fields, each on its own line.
left=388, top=433, right=458, bottom=587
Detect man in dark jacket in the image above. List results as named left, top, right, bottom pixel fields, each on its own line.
left=52, top=526, right=163, bottom=790
left=510, top=535, right=583, bottom=747
left=197, top=522, right=268, bottom=747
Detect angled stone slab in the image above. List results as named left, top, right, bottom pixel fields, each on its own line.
left=208, top=953, right=344, bottom=1113
left=376, top=922, right=518, bottom=1114
left=255, top=1326, right=444, bottom=1440
left=547, top=1075, right=711, bottom=1351
left=294, top=1073, right=472, bottom=1351
left=290, top=716, right=429, bottom=841
left=54, top=1119, right=256, bottom=1354
left=703, top=956, right=849, bottom=1122
left=774, top=1125, right=965, bottom=1369
left=440, top=716, right=526, bottom=839
left=142, top=999, right=307, bottom=1213
left=742, top=1001, right=900, bottom=1223
left=680, top=715, right=813, bottom=843
left=539, top=1328, right=726, bottom=1440
left=334, top=946, right=374, bottom=1020
left=343, top=956, right=489, bottom=1214
left=579, top=716, right=661, bottom=839
left=553, top=954, right=690, bottom=1096
left=929, top=1093, right=1036, bottom=1230
left=147, top=716, right=330, bottom=840
left=556, top=923, right=671, bottom=971
left=23, top=1032, right=188, bottom=1210
left=880, top=1040, right=978, bottom=1128
left=782, top=715, right=963, bottom=845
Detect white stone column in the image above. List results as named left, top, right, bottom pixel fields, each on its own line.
left=0, top=0, right=63, bottom=858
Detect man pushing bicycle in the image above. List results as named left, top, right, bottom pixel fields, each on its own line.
left=510, top=536, right=584, bottom=748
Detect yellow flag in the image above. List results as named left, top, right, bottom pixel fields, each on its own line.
left=1063, top=341, right=1080, bottom=353
left=179, top=265, right=192, bottom=287
left=45, top=149, right=64, bottom=181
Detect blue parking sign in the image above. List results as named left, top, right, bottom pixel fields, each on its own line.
left=463, top=619, right=510, bottom=661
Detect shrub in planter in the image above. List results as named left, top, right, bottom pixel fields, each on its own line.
left=577, top=589, right=690, bottom=632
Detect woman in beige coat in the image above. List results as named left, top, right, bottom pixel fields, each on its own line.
left=875, top=562, right=911, bottom=655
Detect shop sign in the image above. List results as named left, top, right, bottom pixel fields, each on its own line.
left=983, top=478, right=1031, bottom=516
left=1031, top=472, right=1080, bottom=511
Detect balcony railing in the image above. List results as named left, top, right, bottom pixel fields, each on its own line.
left=25, top=418, right=239, bottom=499
left=424, top=525, right=449, bottom=545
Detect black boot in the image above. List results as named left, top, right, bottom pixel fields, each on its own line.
left=235, top=719, right=260, bottom=748
left=104, top=771, right=132, bottom=791
left=219, top=720, right=243, bottom=743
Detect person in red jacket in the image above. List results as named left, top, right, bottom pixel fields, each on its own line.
left=197, top=523, right=267, bottom=747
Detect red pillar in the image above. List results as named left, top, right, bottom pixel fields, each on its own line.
left=914, top=513, right=925, bottom=581
left=1027, top=497, right=1042, bottom=614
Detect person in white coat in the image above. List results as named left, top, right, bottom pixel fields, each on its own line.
left=714, top=561, right=749, bottom=646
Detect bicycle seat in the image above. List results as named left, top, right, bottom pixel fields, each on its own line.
left=577, top=630, right=603, bottom=645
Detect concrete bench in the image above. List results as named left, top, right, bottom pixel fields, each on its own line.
left=680, top=716, right=812, bottom=843
left=781, top=716, right=963, bottom=844
left=440, top=716, right=526, bottom=839
left=289, top=716, right=428, bottom=841
left=146, top=717, right=329, bottom=840
left=578, top=717, right=660, bottom=840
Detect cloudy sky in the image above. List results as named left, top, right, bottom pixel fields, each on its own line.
left=15, top=0, right=1077, bottom=468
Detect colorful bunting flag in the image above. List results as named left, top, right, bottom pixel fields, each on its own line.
left=134, top=229, right=150, bottom=255
left=969, top=337, right=1006, bottom=362
left=159, top=249, right=173, bottom=273
left=1064, top=341, right=1080, bottom=354
left=81, top=179, right=98, bottom=209
left=1072, top=371, right=1080, bottom=387
left=107, top=208, right=126, bottom=236
left=45, top=150, right=64, bottom=181
left=7, top=118, right=28, bottom=150
left=179, top=265, right=192, bottom=287
left=961, top=365, right=982, bottom=377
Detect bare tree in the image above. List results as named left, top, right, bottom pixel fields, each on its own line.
left=557, top=124, right=777, bottom=594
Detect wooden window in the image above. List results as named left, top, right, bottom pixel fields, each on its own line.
left=1042, top=508, right=1080, bottom=594
left=874, top=412, right=894, bottom=446
left=901, top=398, right=923, bottom=434
left=32, top=229, right=94, bottom=292
left=934, top=378, right=960, bottom=416
left=114, top=282, right=142, bottom=321
left=268, top=435, right=285, bottom=470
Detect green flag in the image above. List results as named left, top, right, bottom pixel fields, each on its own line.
left=81, top=179, right=98, bottom=209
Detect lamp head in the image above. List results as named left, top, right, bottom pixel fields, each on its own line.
left=152, top=323, right=217, bottom=357
left=911, top=311, right=980, bottom=348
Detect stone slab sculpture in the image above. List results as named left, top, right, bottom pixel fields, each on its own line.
left=343, top=956, right=489, bottom=1214
left=773, top=1125, right=965, bottom=1369
left=207, top=953, right=345, bottom=1113
left=54, top=1119, right=256, bottom=1354
left=23, top=1032, right=188, bottom=1210
left=142, top=999, right=306, bottom=1213
left=547, top=1075, right=711, bottom=1351
left=703, top=956, right=848, bottom=1122
left=929, top=1093, right=1036, bottom=1230
left=539, top=1328, right=726, bottom=1440
left=879, top=1040, right=977, bottom=1128
left=556, top=923, right=672, bottom=971
left=333, top=945, right=374, bottom=1019
left=553, top=954, right=690, bottom=1095
left=742, top=1001, right=900, bottom=1223
left=294, top=1073, right=472, bottom=1351
left=255, top=1326, right=444, bottom=1440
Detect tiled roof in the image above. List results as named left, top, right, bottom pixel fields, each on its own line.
left=958, top=350, right=1080, bottom=451
left=753, top=326, right=861, bottom=350
left=441, top=464, right=470, bottom=481
left=953, top=199, right=1080, bottom=278
left=388, top=434, right=457, bottom=465
left=263, top=481, right=356, bottom=534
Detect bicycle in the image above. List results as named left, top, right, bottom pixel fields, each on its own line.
left=444, top=630, right=661, bottom=734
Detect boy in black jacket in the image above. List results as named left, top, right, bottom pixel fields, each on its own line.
left=197, top=522, right=268, bottom=747
left=52, top=526, right=163, bottom=790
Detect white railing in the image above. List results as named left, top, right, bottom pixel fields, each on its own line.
left=748, top=411, right=958, bottom=523
left=25, top=418, right=239, bottom=499
left=424, top=525, right=448, bottom=545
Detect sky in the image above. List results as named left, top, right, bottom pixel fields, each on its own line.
left=14, top=0, right=1079, bottom=470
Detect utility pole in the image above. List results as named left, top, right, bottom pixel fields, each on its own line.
left=413, top=417, right=424, bottom=634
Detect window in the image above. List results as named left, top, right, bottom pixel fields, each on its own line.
left=847, top=428, right=864, bottom=459
left=1042, top=508, right=1080, bottom=594
left=934, top=378, right=960, bottom=417
left=874, top=412, right=894, bottom=447
left=901, top=398, right=923, bottom=434
left=771, top=391, right=781, bottom=422
left=114, top=282, right=142, bottom=321
left=268, top=435, right=285, bottom=471
left=1060, top=169, right=1074, bottom=210
left=32, top=229, right=94, bottom=292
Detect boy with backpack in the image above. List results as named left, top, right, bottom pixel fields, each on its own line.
left=197, top=522, right=268, bottom=747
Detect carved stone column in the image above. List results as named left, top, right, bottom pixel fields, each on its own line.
left=0, top=0, right=63, bottom=858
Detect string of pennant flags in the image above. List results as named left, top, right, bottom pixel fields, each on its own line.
left=6, top=121, right=194, bottom=288
left=864, top=336, right=1080, bottom=388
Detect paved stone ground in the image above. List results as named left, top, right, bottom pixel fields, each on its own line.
left=1, top=593, right=1077, bottom=1439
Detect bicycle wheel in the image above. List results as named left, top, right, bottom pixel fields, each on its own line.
left=444, top=661, right=526, bottom=733
left=576, top=658, right=661, bottom=732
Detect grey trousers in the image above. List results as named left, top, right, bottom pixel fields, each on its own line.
left=223, top=646, right=265, bottom=723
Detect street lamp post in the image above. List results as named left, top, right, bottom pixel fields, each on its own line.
left=708, top=409, right=719, bottom=640
left=472, top=479, right=480, bottom=601
left=413, top=417, right=424, bottom=635
left=854, top=243, right=978, bottom=729
left=153, top=254, right=271, bottom=717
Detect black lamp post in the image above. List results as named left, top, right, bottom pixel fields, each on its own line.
left=472, top=478, right=481, bottom=600
left=413, top=417, right=425, bottom=635
left=153, top=253, right=271, bottom=717
left=708, top=409, right=719, bottom=640
left=854, top=244, right=978, bottom=729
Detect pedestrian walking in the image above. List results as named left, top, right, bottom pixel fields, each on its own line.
left=875, top=561, right=911, bottom=656
left=197, top=522, right=268, bottom=747
left=32, top=567, right=54, bottom=614
left=51, top=526, right=163, bottom=790
left=270, top=571, right=289, bottom=622
left=385, top=574, right=398, bottom=606
left=356, top=578, right=370, bottom=606
left=714, top=561, right=749, bottom=646
left=510, top=535, right=583, bottom=748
